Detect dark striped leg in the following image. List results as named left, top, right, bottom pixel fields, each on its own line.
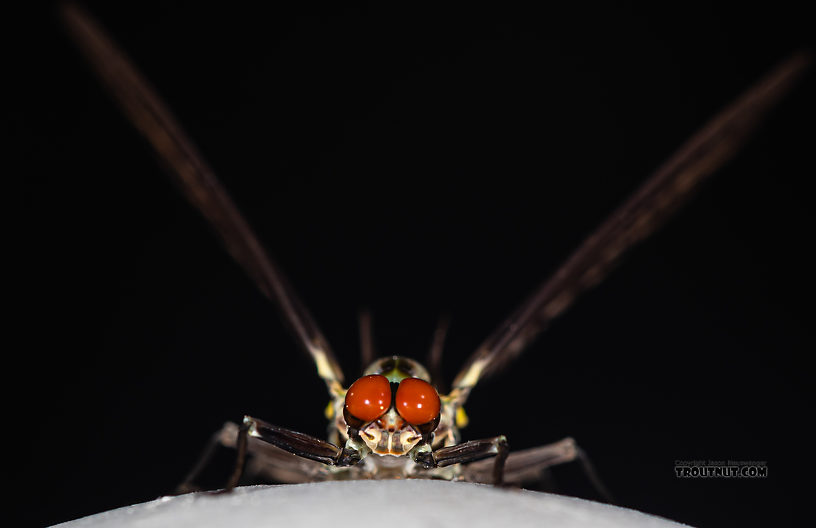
left=175, top=421, right=253, bottom=494
left=460, top=437, right=615, bottom=503
left=177, top=416, right=361, bottom=494
left=416, top=436, right=509, bottom=485
left=176, top=425, right=234, bottom=494
left=220, top=416, right=362, bottom=492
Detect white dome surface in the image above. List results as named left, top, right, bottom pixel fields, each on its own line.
left=52, top=480, right=690, bottom=528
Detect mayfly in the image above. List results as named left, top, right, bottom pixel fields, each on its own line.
left=60, top=3, right=810, bottom=496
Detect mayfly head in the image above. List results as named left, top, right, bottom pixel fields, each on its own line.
left=342, top=356, right=441, bottom=455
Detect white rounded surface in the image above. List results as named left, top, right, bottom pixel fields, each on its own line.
left=51, top=480, right=690, bottom=528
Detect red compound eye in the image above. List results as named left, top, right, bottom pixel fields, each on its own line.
left=395, top=378, right=440, bottom=425
left=344, top=375, right=391, bottom=422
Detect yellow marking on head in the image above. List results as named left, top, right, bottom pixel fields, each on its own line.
left=324, top=400, right=335, bottom=420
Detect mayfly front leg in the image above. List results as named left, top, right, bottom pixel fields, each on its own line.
left=460, top=437, right=615, bottom=503
left=414, top=436, right=509, bottom=486
left=177, top=421, right=337, bottom=493
left=223, top=416, right=362, bottom=492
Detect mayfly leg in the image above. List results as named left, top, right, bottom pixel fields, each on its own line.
left=218, top=416, right=372, bottom=491
left=415, top=436, right=509, bottom=486
left=184, top=416, right=353, bottom=493
left=460, top=437, right=615, bottom=503
left=177, top=421, right=330, bottom=492
left=175, top=426, right=234, bottom=494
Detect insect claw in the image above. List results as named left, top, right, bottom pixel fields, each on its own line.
left=413, top=451, right=436, bottom=469
left=336, top=448, right=363, bottom=467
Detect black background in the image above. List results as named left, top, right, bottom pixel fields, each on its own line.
left=8, top=1, right=814, bottom=526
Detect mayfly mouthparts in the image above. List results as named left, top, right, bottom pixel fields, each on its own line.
left=60, top=1, right=810, bottom=500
